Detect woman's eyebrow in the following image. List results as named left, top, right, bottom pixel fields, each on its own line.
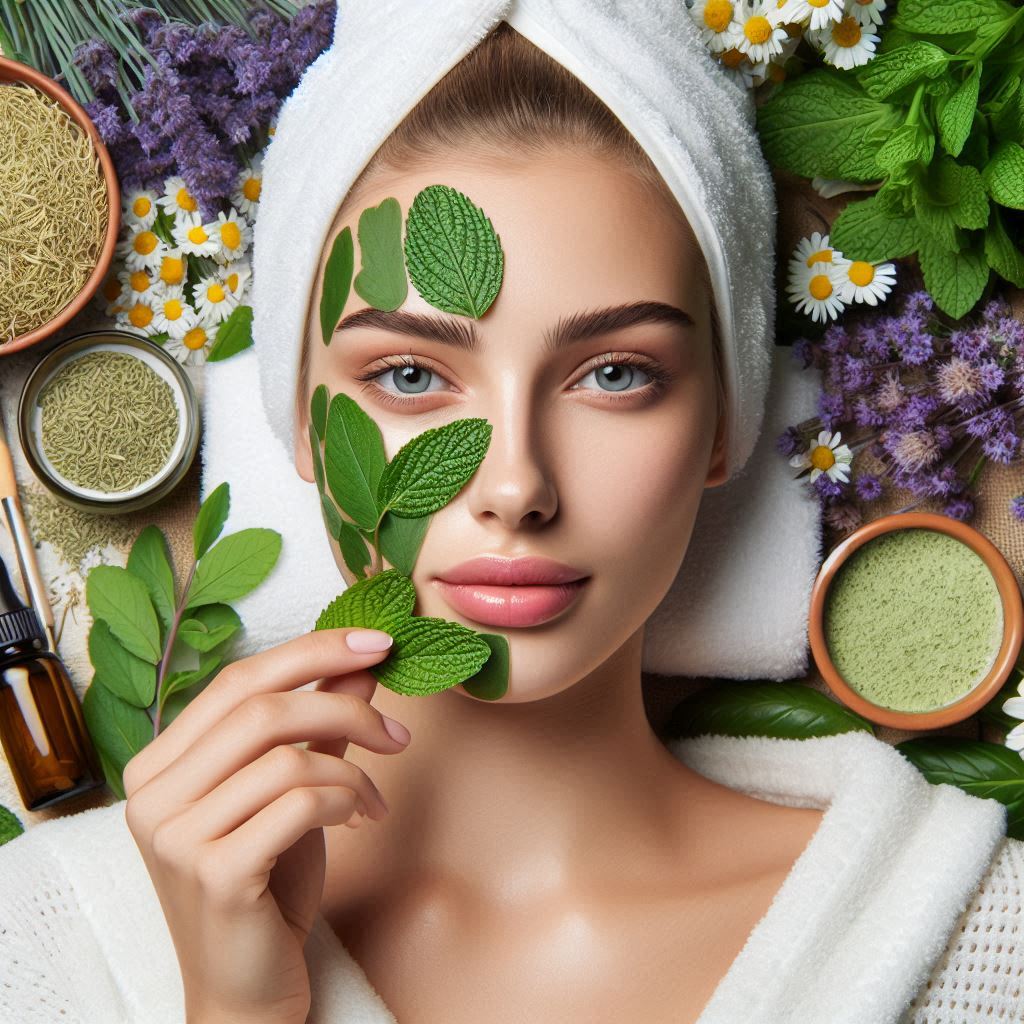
left=333, top=300, right=694, bottom=354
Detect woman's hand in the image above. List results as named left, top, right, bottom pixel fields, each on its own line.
left=122, top=627, right=411, bottom=1024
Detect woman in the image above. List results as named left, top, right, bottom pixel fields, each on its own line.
left=1, top=6, right=1022, bottom=1024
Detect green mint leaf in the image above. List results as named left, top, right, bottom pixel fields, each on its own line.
left=194, top=481, right=231, bottom=561
left=179, top=603, right=242, bottom=653
left=86, top=564, right=162, bottom=664
left=989, top=79, right=1024, bottom=146
left=0, top=805, right=24, bottom=847
left=88, top=618, right=157, bottom=708
left=310, top=423, right=326, bottom=494
left=375, top=616, right=492, bottom=695
left=918, top=237, right=989, bottom=318
left=893, top=0, right=1016, bottom=33
left=378, top=509, right=431, bottom=577
left=982, top=140, right=1024, bottom=209
left=461, top=632, right=510, bottom=701
left=207, top=304, right=253, bottom=361
left=756, top=70, right=901, bottom=181
left=404, top=184, right=504, bottom=318
left=985, top=210, right=1024, bottom=287
left=875, top=124, right=934, bottom=175
left=184, top=528, right=282, bottom=611
left=856, top=41, right=949, bottom=100
left=830, top=192, right=921, bottom=262
left=310, top=383, right=329, bottom=443
left=316, top=569, right=416, bottom=634
left=83, top=680, right=153, bottom=793
left=126, top=525, right=176, bottom=640
left=353, top=197, right=408, bottom=311
left=320, top=226, right=354, bottom=346
left=324, top=391, right=387, bottom=531
left=938, top=64, right=981, bottom=157
left=377, top=417, right=492, bottom=518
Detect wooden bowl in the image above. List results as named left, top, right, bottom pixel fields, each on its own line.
left=0, top=55, right=120, bottom=356
left=808, top=511, right=1024, bottom=730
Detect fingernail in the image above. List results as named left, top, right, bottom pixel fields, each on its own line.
left=346, top=629, right=394, bottom=653
left=382, top=715, right=411, bottom=745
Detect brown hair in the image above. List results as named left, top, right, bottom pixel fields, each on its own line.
left=297, top=21, right=725, bottom=442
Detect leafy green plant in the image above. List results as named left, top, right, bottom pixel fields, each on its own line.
left=0, top=804, right=24, bottom=846
left=308, top=384, right=510, bottom=701
left=82, top=482, right=281, bottom=798
left=757, top=0, right=1024, bottom=318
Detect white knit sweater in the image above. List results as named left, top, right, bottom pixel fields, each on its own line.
left=0, top=730, right=1020, bottom=1023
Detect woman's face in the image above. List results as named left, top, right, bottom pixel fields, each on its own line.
left=296, top=150, right=727, bottom=702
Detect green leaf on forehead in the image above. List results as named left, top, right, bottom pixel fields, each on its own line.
left=404, top=184, right=504, bottom=318
left=354, top=197, right=408, bottom=311
left=320, top=226, right=354, bottom=346
left=324, top=392, right=387, bottom=530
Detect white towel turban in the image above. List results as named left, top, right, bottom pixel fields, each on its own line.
left=209, top=0, right=824, bottom=680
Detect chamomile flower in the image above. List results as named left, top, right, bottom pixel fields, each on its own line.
left=165, top=324, right=214, bottom=366
left=1002, top=683, right=1024, bottom=755
left=777, top=0, right=844, bottom=31
left=217, top=258, right=251, bottom=302
left=159, top=175, right=200, bottom=218
left=789, top=429, right=853, bottom=483
left=791, top=232, right=851, bottom=274
left=837, top=259, right=897, bottom=305
left=116, top=224, right=166, bottom=272
left=808, top=14, right=879, bottom=69
left=232, top=155, right=263, bottom=219
left=191, top=274, right=240, bottom=324
left=116, top=295, right=162, bottom=338
left=156, top=247, right=188, bottom=289
left=117, top=267, right=162, bottom=304
left=172, top=212, right=220, bottom=258
left=98, top=272, right=127, bottom=317
left=846, top=0, right=887, bottom=28
left=690, top=0, right=742, bottom=52
left=122, top=189, right=159, bottom=229
left=151, top=285, right=198, bottom=340
left=735, top=0, right=789, bottom=63
left=209, top=207, right=253, bottom=265
left=787, top=259, right=848, bottom=322
left=718, top=45, right=761, bottom=88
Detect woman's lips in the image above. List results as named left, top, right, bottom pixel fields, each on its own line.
left=432, top=578, right=589, bottom=627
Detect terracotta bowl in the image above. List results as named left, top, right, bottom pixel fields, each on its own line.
left=0, top=55, right=120, bottom=357
left=808, top=511, right=1024, bottom=730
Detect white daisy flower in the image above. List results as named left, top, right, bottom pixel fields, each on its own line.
left=690, top=0, right=743, bottom=52
left=159, top=175, right=201, bottom=218
left=116, top=295, right=162, bottom=338
left=837, top=259, right=897, bottom=305
left=151, top=285, right=198, bottom=340
left=117, top=267, right=162, bottom=304
left=808, top=14, right=879, bottom=69
left=191, top=274, right=240, bottom=324
left=717, top=45, right=760, bottom=88
left=735, top=0, right=790, bottom=62
left=156, top=246, right=189, bottom=290
left=122, top=189, right=159, bottom=229
left=172, top=211, right=221, bottom=258
left=165, top=323, right=215, bottom=367
left=846, top=0, right=887, bottom=27
left=1003, top=687, right=1024, bottom=755
left=231, top=154, right=263, bottom=219
left=778, top=0, right=844, bottom=31
left=791, top=232, right=852, bottom=274
left=217, top=258, right=251, bottom=302
left=787, top=258, right=849, bottom=322
left=209, top=207, right=253, bottom=265
left=789, top=429, right=853, bottom=483
left=115, top=224, right=166, bottom=272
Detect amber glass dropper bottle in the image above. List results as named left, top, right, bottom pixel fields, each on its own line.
left=0, top=550, right=106, bottom=810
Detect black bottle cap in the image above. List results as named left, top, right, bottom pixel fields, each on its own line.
left=0, top=550, right=46, bottom=650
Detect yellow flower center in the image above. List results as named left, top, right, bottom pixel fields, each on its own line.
left=207, top=283, right=226, bottom=303
left=810, top=445, right=836, bottom=471
left=848, top=261, right=875, bottom=287
left=183, top=327, right=208, bottom=350
left=128, top=303, right=153, bottom=328
left=809, top=274, right=834, bottom=300
left=134, top=230, right=158, bottom=255
left=102, top=277, right=121, bottom=301
left=744, top=15, right=772, bottom=44
left=130, top=270, right=151, bottom=292
left=160, top=255, right=185, bottom=285
left=832, top=15, right=862, bottom=46
left=809, top=0, right=830, bottom=7
left=221, top=222, right=242, bottom=250
left=242, top=176, right=262, bottom=202
left=188, top=225, right=209, bottom=245
left=719, top=46, right=748, bottom=68
left=702, top=0, right=733, bottom=32
left=226, top=272, right=240, bottom=292
left=176, top=187, right=198, bottom=212
left=164, top=299, right=184, bottom=320
left=806, top=248, right=833, bottom=266
left=132, top=196, right=152, bottom=217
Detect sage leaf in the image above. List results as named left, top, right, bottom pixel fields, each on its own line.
left=324, top=391, right=387, bottom=530
left=461, top=632, right=510, bottom=701
left=668, top=682, right=874, bottom=740
left=354, top=197, right=408, bottom=311
left=918, top=238, right=989, bottom=318
left=939, top=64, right=982, bottom=157
left=0, top=805, right=24, bottom=846
left=194, top=481, right=231, bottom=561
left=83, top=679, right=153, bottom=792
left=310, top=383, right=329, bottom=442
left=896, top=737, right=1024, bottom=839
left=207, top=304, right=253, bottom=361
left=404, top=184, right=504, bottom=318
left=89, top=618, right=156, bottom=707
left=982, top=141, right=1024, bottom=209
left=184, top=528, right=282, bottom=611
left=320, top=492, right=344, bottom=540
left=337, top=518, right=373, bottom=579
left=86, top=564, right=162, bottom=664
left=126, top=525, right=176, bottom=639
left=179, top=603, right=242, bottom=653
left=378, top=509, right=431, bottom=576
left=320, top=226, right=354, bottom=345
left=310, top=423, right=327, bottom=494
left=377, top=417, right=492, bottom=518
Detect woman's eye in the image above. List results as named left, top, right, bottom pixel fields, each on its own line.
left=572, top=362, right=652, bottom=394
left=370, top=363, right=448, bottom=397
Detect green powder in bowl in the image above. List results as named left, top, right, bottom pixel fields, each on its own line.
left=823, top=528, right=1003, bottom=713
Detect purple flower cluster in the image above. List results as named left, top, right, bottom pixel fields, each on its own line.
left=778, top=284, right=1024, bottom=525
left=76, top=2, right=336, bottom=218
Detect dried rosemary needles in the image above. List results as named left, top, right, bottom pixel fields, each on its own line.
left=0, top=81, right=108, bottom=344
left=37, top=351, right=180, bottom=493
